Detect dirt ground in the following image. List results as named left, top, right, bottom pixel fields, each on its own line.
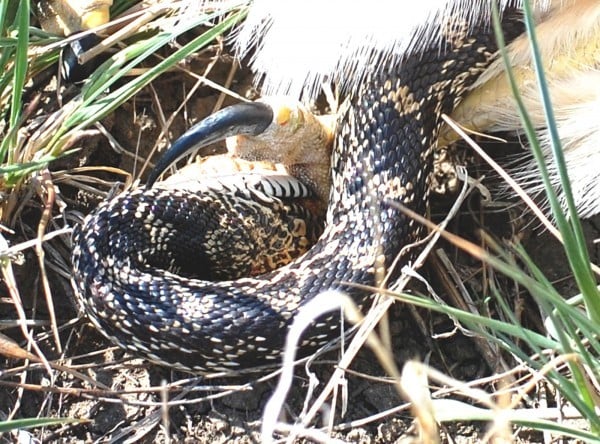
left=0, top=33, right=597, bottom=444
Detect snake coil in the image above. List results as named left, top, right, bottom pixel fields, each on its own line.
left=72, top=10, right=523, bottom=373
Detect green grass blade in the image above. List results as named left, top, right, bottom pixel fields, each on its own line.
left=432, top=399, right=600, bottom=443
left=0, top=0, right=28, bottom=164
left=48, top=7, right=247, bottom=155
left=0, top=417, right=84, bottom=432
left=518, top=0, right=600, bottom=322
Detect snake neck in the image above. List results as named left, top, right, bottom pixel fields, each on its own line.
left=326, top=17, right=520, bottom=272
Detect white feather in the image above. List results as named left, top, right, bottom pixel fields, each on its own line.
left=234, top=0, right=552, bottom=100
left=509, top=78, right=600, bottom=218
left=445, top=0, right=600, bottom=217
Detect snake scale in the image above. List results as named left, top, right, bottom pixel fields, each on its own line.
left=72, top=9, right=523, bottom=374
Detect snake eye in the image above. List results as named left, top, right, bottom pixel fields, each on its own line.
left=61, top=32, right=104, bottom=83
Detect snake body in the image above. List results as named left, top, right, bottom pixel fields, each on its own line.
left=153, top=169, right=326, bottom=280
left=72, top=11, right=522, bottom=373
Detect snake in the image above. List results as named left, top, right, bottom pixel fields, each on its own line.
left=71, top=8, right=523, bottom=374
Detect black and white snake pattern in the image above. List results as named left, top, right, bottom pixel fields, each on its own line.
left=72, top=9, right=523, bottom=374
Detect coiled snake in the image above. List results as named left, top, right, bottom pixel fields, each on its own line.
left=72, top=10, right=522, bottom=373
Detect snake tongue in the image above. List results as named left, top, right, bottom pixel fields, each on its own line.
left=146, top=101, right=274, bottom=188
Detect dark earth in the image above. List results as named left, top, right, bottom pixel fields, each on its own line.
left=0, top=24, right=597, bottom=444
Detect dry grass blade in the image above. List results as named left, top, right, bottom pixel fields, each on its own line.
left=262, top=290, right=404, bottom=443
left=262, top=163, right=479, bottom=441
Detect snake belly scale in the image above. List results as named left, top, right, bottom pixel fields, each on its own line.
left=72, top=13, right=522, bottom=373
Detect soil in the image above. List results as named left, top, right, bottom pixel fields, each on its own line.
left=0, top=29, right=597, bottom=444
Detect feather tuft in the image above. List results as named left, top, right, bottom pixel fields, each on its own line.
left=234, top=0, right=552, bottom=100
